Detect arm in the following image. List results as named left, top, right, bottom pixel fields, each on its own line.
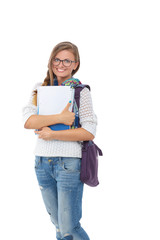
left=34, top=127, right=94, bottom=141
left=34, top=87, right=97, bottom=141
left=23, top=82, right=75, bottom=129
left=24, top=114, right=61, bottom=129
left=24, top=102, right=75, bottom=129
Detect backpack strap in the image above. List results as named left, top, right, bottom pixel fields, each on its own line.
left=74, top=84, right=103, bottom=157
left=74, top=84, right=90, bottom=109
left=73, top=84, right=90, bottom=128
left=94, top=143, right=103, bottom=156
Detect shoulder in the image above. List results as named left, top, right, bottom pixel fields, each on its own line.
left=32, top=82, right=42, bottom=91
left=80, top=86, right=93, bottom=105
left=80, top=85, right=91, bottom=96
left=75, top=83, right=90, bottom=94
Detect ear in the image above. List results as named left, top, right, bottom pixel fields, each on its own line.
left=74, top=62, right=79, bottom=70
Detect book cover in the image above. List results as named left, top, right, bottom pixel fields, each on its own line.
left=37, top=86, right=75, bottom=131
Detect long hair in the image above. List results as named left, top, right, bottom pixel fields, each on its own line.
left=32, top=41, right=80, bottom=106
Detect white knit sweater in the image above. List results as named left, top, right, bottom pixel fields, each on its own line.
left=23, top=82, right=97, bottom=158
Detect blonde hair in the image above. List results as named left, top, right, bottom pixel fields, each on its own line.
left=32, top=41, right=80, bottom=105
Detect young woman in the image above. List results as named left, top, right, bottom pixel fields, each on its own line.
left=23, top=42, right=97, bottom=240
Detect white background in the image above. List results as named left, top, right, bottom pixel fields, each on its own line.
left=0, top=0, right=160, bottom=239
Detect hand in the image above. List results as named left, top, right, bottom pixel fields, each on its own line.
left=34, top=127, right=54, bottom=141
left=59, top=102, right=75, bottom=125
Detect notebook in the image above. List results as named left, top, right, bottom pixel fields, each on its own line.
left=37, top=86, right=75, bottom=131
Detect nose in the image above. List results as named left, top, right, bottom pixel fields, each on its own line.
left=59, top=61, right=64, bottom=67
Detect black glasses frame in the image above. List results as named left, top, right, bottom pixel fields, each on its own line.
left=52, top=58, right=76, bottom=67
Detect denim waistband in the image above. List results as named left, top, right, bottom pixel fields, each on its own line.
left=35, top=156, right=81, bottom=163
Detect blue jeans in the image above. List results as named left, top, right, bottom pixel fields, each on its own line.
left=35, top=156, right=90, bottom=240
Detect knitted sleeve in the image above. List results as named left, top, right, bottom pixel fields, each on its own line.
left=79, top=87, right=97, bottom=137
left=22, top=82, right=41, bottom=125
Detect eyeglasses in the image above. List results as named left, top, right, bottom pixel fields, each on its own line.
left=52, top=58, right=76, bottom=67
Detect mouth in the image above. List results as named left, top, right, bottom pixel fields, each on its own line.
left=56, top=68, right=65, bottom=73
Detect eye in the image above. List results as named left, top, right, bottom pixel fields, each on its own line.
left=54, top=58, right=60, bottom=63
left=64, top=59, right=71, bottom=64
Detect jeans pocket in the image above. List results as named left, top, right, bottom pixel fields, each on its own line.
left=61, top=158, right=81, bottom=173
left=35, top=156, right=41, bottom=169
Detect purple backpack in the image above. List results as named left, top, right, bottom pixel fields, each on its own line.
left=74, top=84, right=103, bottom=187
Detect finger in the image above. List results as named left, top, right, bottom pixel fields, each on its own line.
left=63, top=101, right=71, bottom=111
left=34, top=130, right=39, bottom=134
left=38, top=133, right=42, bottom=138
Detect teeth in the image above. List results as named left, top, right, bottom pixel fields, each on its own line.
left=57, top=68, right=65, bottom=72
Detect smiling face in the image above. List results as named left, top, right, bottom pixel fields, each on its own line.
left=52, top=50, right=79, bottom=85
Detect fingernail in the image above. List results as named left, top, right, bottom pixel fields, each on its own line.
left=69, top=101, right=71, bottom=103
